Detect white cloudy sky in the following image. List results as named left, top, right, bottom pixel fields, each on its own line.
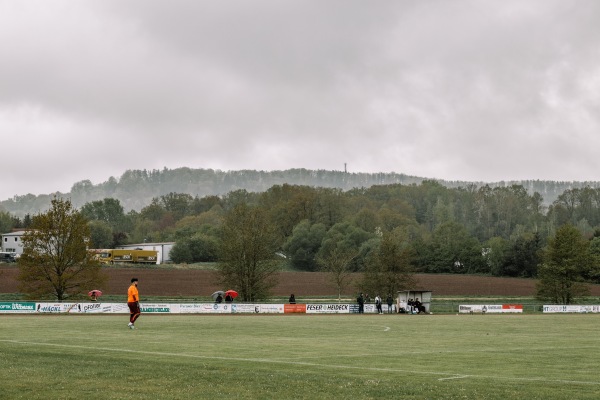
left=2, top=1, right=600, bottom=201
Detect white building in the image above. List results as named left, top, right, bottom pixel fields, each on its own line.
left=116, top=242, right=175, bottom=264
left=1, top=230, right=27, bottom=255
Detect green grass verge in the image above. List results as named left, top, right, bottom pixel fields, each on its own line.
left=1, top=314, right=600, bottom=399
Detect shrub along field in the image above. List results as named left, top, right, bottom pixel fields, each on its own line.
left=1, top=314, right=600, bottom=399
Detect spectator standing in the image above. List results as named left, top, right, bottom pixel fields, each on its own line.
left=375, top=294, right=383, bottom=314
left=357, top=293, right=365, bottom=314
left=386, top=294, right=394, bottom=313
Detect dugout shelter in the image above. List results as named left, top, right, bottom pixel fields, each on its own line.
left=397, top=290, right=432, bottom=313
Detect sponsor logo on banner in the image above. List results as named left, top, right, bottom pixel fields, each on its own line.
left=111, top=303, right=130, bottom=313
left=284, top=304, right=306, bottom=313
left=179, top=304, right=202, bottom=313
left=459, top=304, right=521, bottom=313
left=502, top=304, right=523, bottom=313
left=36, top=303, right=67, bottom=313
left=234, top=304, right=261, bottom=313
left=306, top=304, right=351, bottom=314
left=141, top=304, right=171, bottom=313
left=83, top=303, right=101, bottom=313
left=364, top=304, right=377, bottom=313
left=257, top=304, right=284, bottom=314
left=0, top=302, right=36, bottom=313
left=543, top=305, right=600, bottom=313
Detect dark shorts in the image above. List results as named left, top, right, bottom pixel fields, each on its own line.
left=128, top=302, right=141, bottom=314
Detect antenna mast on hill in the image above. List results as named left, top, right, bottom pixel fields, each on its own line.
left=344, top=163, right=347, bottom=173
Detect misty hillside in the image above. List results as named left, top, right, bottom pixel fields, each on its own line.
left=2, top=167, right=599, bottom=217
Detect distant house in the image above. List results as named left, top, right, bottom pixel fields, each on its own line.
left=1, top=230, right=28, bottom=255
left=116, top=242, right=175, bottom=264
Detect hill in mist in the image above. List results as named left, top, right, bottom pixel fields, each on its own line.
left=2, top=167, right=599, bottom=217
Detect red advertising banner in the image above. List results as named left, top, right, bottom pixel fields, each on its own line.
left=284, top=304, right=307, bottom=313
left=502, top=304, right=523, bottom=310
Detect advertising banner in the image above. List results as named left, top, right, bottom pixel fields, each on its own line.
left=364, top=304, right=377, bottom=313
left=305, top=304, right=351, bottom=314
left=0, top=302, right=36, bottom=313
left=543, top=305, right=600, bottom=313
left=459, top=304, right=522, bottom=314
left=254, top=304, right=284, bottom=314
left=230, top=304, right=259, bottom=313
left=36, top=303, right=76, bottom=313
left=141, top=303, right=177, bottom=313
left=284, top=304, right=307, bottom=313
left=179, top=303, right=226, bottom=314
left=178, top=303, right=259, bottom=314
left=0, top=302, right=410, bottom=315
left=104, top=303, right=130, bottom=313
left=76, top=303, right=127, bottom=313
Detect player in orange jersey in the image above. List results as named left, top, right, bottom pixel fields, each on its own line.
left=127, top=278, right=141, bottom=329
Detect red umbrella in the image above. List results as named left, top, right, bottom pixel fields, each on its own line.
left=224, top=290, right=238, bottom=299
left=88, top=290, right=103, bottom=297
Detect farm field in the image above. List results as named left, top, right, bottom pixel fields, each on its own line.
left=1, top=314, right=600, bottom=399
left=0, top=265, right=581, bottom=298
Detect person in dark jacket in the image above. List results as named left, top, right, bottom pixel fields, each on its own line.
left=289, top=294, right=296, bottom=304
left=357, top=293, right=365, bottom=314
left=414, top=298, right=423, bottom=314
left=386, top=295, right=394, bottom=313
left=215, top=294, right=223, bottom=303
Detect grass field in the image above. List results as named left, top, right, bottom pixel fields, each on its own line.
left=1, top=314, right=600, bottom=399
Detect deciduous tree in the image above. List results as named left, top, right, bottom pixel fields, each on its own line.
left=18, top=198, right=107, bottom=301
left=88, top=220, right=113, bottom=249
left=317, top=247, right=357, bottom=301
left=283, top=220, right=326, bottom=271
left=218, top=204, right=280, bottom=301
left=362, top=229, right=416, bottom=299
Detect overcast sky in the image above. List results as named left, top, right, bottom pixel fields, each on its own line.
left=2, top=1, right=600, bottom=201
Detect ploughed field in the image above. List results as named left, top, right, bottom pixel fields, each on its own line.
left=4, top=266, right=600, bottom=297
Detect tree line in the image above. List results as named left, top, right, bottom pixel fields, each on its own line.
left=5, top=181, right=600, bottom=304
left=3, top=167, right=600, bottom=218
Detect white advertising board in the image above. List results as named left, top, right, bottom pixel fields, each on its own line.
left=543, top=305, right=600, bottom=313
left=253, top=304, right=284, bottom=314
left=305, top=304, right=352, bottom=314
left=459, top=304, right=523, bottom=314
left=459, top=305, right=503, bottom=314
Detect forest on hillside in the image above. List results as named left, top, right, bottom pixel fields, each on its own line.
left=3, top=179, right=600, bottom=281
left=2, top=167, right=600, bottom=217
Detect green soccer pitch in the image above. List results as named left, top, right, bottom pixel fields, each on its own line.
left=1, top=314, right=599, bottom=399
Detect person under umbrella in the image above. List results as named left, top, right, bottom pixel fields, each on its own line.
left=224, top=290, right=237, bottom=303
left=211, top=290, right=225, bottom=303
left=88, top=289, right=102, bottom=301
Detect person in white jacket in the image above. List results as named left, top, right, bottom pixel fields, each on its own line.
left=375, top=295, right=383, bottom=314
